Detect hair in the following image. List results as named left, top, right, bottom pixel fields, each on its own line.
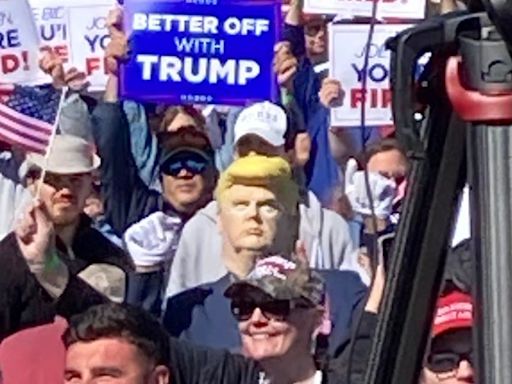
left=157, top=105, right=206, bottom=134
left=215, top=153, right=300, bottom=214
left=63, top=303, right=170, bottom=367
left=361, top=138, right=408, bottom=167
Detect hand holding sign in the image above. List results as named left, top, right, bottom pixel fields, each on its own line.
left=273, top=42, right=298, bottom=91
left=105, top=7, right=128, bottom=76
left=319, top=77, right=344, bottom=108
left=40, top=50, right=89, bottom=91
left=121, top=0, right=281, bottom=105
left=39, top=50, right=66, bottom=88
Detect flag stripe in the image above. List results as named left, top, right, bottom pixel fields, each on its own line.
left=0, top=104, right=54, bottom=135
left=0, top=84, right=60, bottom=154
left=0, top=131, right=47, bottom=154
left=0, top=119, right=50, bottom=146
left=0, top=112, right=53, bottom=144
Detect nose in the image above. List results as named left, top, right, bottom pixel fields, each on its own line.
left=456, top=360, right=474, bottom=381
left=176, top=168, right=193, bottom=179
left=245, top=202, right=260, bottom=220
left=249, top=308, right=268, bottom=327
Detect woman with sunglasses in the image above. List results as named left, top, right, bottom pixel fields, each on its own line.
left=223, top=254, right=384, bottom=384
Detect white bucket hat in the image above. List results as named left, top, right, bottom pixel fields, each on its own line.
left=26, top=134, right=100, bottom=174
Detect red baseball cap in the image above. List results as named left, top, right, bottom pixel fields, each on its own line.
left=432, top=291, right=473, bottom=338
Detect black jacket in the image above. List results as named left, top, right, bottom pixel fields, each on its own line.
left=193, top=312, right=377, bottom=384
left=0, top=215, right=132, bottom=341
left=91, top=102, right=164, bottom=236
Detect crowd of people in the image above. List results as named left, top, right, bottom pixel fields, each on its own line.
left=0, top=0, right=475, bottom=383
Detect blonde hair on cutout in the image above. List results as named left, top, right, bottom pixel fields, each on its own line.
left=215, top=153, right=300, bottom=214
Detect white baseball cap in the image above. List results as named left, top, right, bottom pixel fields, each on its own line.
left=234, top=102, right=287, bottom=147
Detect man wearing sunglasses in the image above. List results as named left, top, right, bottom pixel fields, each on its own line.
left=424, top=290, right=475, bottom=384
left=302, top=13, right=329, bottom=68
left=122, top=126, right=217, bottom=315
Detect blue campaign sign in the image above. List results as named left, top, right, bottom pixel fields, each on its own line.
left=120, top=0, right=282, bottom=105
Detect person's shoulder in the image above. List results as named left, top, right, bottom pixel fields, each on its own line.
left=167, top=275, right=230, bottom=307
left=0, top=232, right=28, bottom=278
left=163, top=285, right=214, bottom=336
left=318, top=269, right=366, bottom=293
left=75, top=219, right=133, bottom=271
left=186, top=201, right=219, bottom=228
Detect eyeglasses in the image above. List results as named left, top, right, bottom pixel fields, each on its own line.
left=161, top=151, right=209, bottom=177
left=427, top=351, right=474, bottom=374
left=231, top=299, right=312, bottom=322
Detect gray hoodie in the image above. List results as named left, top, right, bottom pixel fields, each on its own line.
left=165, top=191, right=366, bottom=298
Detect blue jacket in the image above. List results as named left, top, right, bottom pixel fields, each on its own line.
left=285, top=24, right=341, bottom=205
left=163, top=269, right=366, bottom=356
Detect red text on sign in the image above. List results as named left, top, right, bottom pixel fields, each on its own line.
left=351, top=88, right=392, bottom=109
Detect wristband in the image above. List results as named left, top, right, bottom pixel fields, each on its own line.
left=45, top=250, right=61, bottom=272
left=280, top=88, right=295, bottom=106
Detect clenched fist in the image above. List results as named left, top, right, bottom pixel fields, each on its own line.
left=39, top=51, right=89, bottom=91
left=273, top=42, right=298, bottom=91
left=105, top=7, right=129, bottom=76
left=319, top=78, right=344, bottom=108
left=15, top=200, right=55, bottom=272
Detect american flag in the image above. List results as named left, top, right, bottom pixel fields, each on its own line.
left=0, top=84, right=62, bottom=154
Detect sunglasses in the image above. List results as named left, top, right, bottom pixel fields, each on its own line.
left=427, top=350, right=474, bottom=374
left=231, top=299, right=312, bottom=322
left=161, top=151, right=209, bottom=177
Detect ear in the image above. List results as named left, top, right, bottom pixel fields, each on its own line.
left=151, top=365, right=170, bottom=384
left=26, top=177, right=38, bottom=195
left=312, top=307, right=329, bottom=338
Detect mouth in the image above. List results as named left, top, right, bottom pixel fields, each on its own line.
left=53, top=197, right=75, bottom=206
left=246, top=228, right=263, bottom=236
left=251, top=334, right=270, bottom=340
left=176, top=182, right=196, bottom=191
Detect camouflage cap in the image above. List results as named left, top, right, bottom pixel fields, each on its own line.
left=224, top=255, right=326, bottom=306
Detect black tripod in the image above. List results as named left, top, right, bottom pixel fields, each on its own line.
left=362, top=1, right=512, bottom=383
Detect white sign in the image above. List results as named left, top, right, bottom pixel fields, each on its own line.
left=29, top=0, right=114, bottom=90
left=68, top=5, right=112, bottom=91
left=0, top=0, right=42, bottom=85
left=329, top=24, right=412, bottom=127
left=304, top=0, right=426, bottom=20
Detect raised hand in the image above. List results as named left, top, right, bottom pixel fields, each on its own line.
left=15, top=200, right=55, bottom=272
left=39, top=51, right=89, bottom=91
left=39, top=50, right=66, bottom=89
left=319, top=77, right=344, bottom=108
left=344, top=158, right=397, bottom=219
left=273, top=42, right=298, bottom=91
left=105, top=7, right=128, bottom=76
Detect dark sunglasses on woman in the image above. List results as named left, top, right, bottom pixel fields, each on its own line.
left=231, top=298, right=313, bottom=322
